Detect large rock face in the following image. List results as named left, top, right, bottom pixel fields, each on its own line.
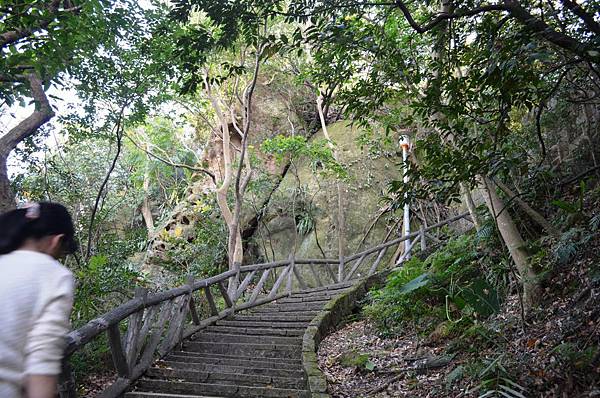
left=253, top=121, right=402, bottom=266
left=141, top=74, right=315, bottom=285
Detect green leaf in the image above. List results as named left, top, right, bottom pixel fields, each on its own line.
left=551, top=199, right=578, bottom=213
left=399, top=272, right=430, bottom=294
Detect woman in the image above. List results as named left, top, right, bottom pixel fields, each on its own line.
left=0, top=202, right=78, bottom=398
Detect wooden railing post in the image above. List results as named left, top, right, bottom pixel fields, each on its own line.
left=217, top=281, right=234, bottom=309
left=368, top=247, right=387, bottom=276
left=203, top=287, right=219, bottom=316
left=268, top=263, right=291, bottom=299
left=293, top=265, right=307, bottom=290
left=107, top=324, right=129, bottom=378
left=309, top=262, right=324, bottom=287
left=344, top=253, right=367, bottom=281
left=235, top=270, right=257, bottom=302
left=338, top=255, right=345, bottom=283
left=187, top=275, right=200, bottom=325
left=58, top=359, right=77, bottom=398
left=125, top=287, right=147, bottom=374
left=286, top=255, right=295, bottom=293
left=420, top=225, right=426, bottom=251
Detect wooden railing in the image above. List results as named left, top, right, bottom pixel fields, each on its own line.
left=59, top=211, right=470, bottom=397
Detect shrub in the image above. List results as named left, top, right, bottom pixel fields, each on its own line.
left=364, top=234, right=500, bottom=335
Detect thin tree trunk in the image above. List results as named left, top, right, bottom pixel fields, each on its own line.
left=203, top=44, right=263, bottom=296
left=460, top=182, right=481, bottom=231
left=86, top=112, right=125, bottom=260
left=492, top=177, right=559, bottom=236
left=316, top=95, right=346, bottom=263
left=480, top=176, right=540, bottom=307
left=141, top=154, right=154, bottom=235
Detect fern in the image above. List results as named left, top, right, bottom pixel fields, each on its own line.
left=590, top=214, right=600, bottom=231
left=553, top=227, right=596, bottom=265
left=471, top=355, right=526, bottom=398
left=478, top=379, right=527, bottom=398
left=555, top=241, right=578, bottom=265
left=474, top=221, right=495, bottom=244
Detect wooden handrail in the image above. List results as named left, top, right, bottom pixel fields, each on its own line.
left=60, top=211, right=472, bottom=398
left=64, top=269, right=237, bottom=356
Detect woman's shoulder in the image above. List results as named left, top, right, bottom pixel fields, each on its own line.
left=3, top=250, right=73, bottom=278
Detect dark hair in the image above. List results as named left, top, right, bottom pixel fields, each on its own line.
left=0, top=202, right=77, bottom=255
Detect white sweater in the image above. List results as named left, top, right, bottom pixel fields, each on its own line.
left=0, top=250, right=74, bottom=397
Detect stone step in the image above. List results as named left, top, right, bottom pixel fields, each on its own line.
left=164, top=352, right=302, bottom=369
left=159, top=360, right=304, bottom=378
left=182, top=341, right=302, bottom=357
left=248, top=306, right=321, bottom=314
left=215, top=320, right=308, bottom=329
left=166, top=350, right=302, bottom=364
left=205, top=325, right=305, bottom=337
left=246, top=302, right=326, bottom=312
left=294, top=282, right=354, bottom=295
left=190, top=332, right=302, bottom=346
left=231, top=313, right=315, bottom=322
left=126, top=392, right=220, bottom=398
left=133, top=379, right=310, bottom=398
left=278, top=294, right=339, bottom=303
left=146, top=368, right=306, bottom=389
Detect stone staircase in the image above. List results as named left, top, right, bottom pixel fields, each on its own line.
left=125, top=282, right=354, bottom=398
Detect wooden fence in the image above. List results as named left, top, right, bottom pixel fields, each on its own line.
left=58, top=211, right=470, bottom=397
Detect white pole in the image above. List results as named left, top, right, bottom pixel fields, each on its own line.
left=400, top=135, right=411, bottom=257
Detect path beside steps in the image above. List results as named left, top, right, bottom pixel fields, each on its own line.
left=125, top=282, right=354, bottom=398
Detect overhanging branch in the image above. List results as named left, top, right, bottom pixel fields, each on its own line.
left=394, top=0, right=509, bottom=33
left=125, top=133, right=216, bottom=184
left=0, top=73, right=54, bottom=157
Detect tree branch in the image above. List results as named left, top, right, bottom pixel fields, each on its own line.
left=0, top=73, right=54, bottom=157
left=504, top=0, right=599, bottom=62
left=86, top=107, right=126, bottom=261
left=0, top=4, right=82, bottom=49
left=560, top=0, right=600, bottom=35
left=393, top=0, right=600, bottom=62
left=394, top=0, right=509, bottom=33
left=125, top=133, right=216, bottom=183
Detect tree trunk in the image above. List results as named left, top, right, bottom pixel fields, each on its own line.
left=316, top=95, right=346, bottom=272
left=492, top=177, right=559, bottom=236
left=0, top=156, right=15, bottom=213
left=460, top=182, right=481, bottom=231
left=0, top=73, right=54, bottom=212
left=141, top=155, right=154, bottom=234
left=480, top=176, right=540, bottom=307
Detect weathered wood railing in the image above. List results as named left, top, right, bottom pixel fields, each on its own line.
left=59, top=211, right=470, bottom=397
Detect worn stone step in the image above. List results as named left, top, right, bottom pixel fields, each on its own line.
left=126, top=392, right=219, bottom=398
left=215, top=319, right=308, bottom=329
left=248, top=306, right=321, bottom=314
left=278, top=294, right=339, bottom=303
left=190, top=332, right=301, bottom=346
left=246, top=302, right=326, bottom=312
left=294, top=282, right=354, bottom=295
left=146, top=368, right=306, bottom=389
left=182, top=341, right=302, bottom=357
left=205, top=325, right=305, bottom=337
left=134, top=379, right=310, bottom=398
left=232, top=313, right=315, bottom=322
left=159, top=360, right=304, bottom=378
left=164, top=352, right=302, bottom=369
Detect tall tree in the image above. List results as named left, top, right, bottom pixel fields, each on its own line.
left=164, top=1, right=288, bottom=293
left=0, top=0, right=140, bottom=211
